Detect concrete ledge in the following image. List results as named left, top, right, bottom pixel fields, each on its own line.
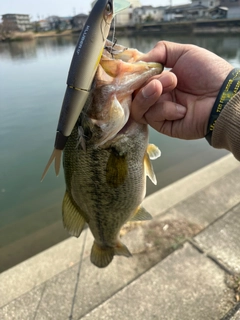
left=0, top=154, right=239, bottom=308
left=81, top=243, right=234, bottom=320
left=143, top=153, right=239, bottom=217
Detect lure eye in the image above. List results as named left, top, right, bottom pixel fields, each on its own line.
left=105, top=1, right=113, bottom=15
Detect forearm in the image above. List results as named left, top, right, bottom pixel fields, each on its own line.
left=212, top=92, right=240, bottom=161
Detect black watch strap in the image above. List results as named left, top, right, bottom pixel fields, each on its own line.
left=205, top=68, right=240, bottom=145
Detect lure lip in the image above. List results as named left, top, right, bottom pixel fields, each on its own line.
left=113, top=0, right=130, bottom=15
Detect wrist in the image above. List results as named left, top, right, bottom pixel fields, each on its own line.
left=205, top=68, right=240, bottom=145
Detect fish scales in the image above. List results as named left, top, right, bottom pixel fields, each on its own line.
left=62, top=41, right=163, bottom=268
left=64, top=123, right=148, bottom=241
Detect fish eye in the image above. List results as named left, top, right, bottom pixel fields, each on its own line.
left=105, top=1, right=113, bottom=15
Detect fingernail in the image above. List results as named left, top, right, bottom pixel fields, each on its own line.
left=142, top=83, right=156, bottom=98
left=176, top=104, right=187, bottom=115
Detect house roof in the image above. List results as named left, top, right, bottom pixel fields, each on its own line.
left=141, top=5, right=154, bottom=9
left=73, top=13, right=88, bottom=18
left=208, top=5, right=229, bottom=12
left=187, top=4, right=208, bottom=11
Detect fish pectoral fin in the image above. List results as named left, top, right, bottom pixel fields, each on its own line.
left=130, top=206, right=152, bottom=221
left=94, top=96, right=127, bottom=147
left=106, top=150, right=128, bottom=188
left=41, top=148, right=62, bottom=181
left=144, top=152, right=157, bottom=185
left=62, top=191, right=86, bottom=237
left=90, top=241, right=115, bottom=268
left=147, top=144, right=161, bottom=160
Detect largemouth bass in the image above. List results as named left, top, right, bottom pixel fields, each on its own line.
left=63, top=40, right=163, bottom=268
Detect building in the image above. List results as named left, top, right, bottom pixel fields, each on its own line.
left=220, top=0, right=240, bottom=18
left=186, top=4, right=209, bottom=19
left=192, top=0, right=220, bottom=9
left=112, top=0, right=142, bottom=26
left=164, top=0, right=228, bottom=21
left=2, top=14, right=32, bottom=31
left=189, top=0, right=220, bottom=18
left=164, top=4, right=192, bottom=21
left=71, top=14, right=88, bottom=29
left=38, top=20, right=51, bottom=32
left=45, top=16, right=72, bottom=31
left=91, top=0, right=142, bottom=26
left=208, top=5, right=228, bottom=19
left=132, top=6, right=165, bottom=24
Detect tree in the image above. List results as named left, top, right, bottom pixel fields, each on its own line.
left=144, top=14, right=154, bottom=23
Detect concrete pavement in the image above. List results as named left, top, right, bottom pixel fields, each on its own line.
left=0, top=154, right=240, bottom=320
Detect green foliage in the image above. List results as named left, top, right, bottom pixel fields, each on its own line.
left=144, top=14, right=154, bottom=23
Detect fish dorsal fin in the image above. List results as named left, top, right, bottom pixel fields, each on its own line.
left=144, top=152, right=157, bottom=185
left=106, top=150, right=128, bottom=188
left=130, top=206, right=152, bottom=221
left=147, top=144, right=161, bottom=160
left=62, top=191, right=86, bottom=237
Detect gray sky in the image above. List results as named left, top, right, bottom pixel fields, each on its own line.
left=1, top=0, right=190, bottom=20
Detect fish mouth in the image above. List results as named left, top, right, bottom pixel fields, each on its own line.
left=91, top=45, right=163, bottom=146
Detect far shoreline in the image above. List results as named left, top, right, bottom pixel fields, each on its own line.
left=1, top=18, right=240, bottom=42
left=0, top=29, right=73, bottom=42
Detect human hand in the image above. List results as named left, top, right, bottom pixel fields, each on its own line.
left=131, top=41, right=233, bottom=139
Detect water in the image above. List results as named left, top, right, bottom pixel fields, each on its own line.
left=0, top=33, right=239, bottom=271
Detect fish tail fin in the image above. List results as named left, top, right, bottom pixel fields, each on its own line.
left=90, top=241, right=115, bottom=268
left=41, top=148, right=62, bottom=181
left=90, top=240, right=132, bottom=268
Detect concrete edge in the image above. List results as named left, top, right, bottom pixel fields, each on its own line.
left=0, top=154, right=238, bottom=307
left=143, top=153, right=239, bottom=217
